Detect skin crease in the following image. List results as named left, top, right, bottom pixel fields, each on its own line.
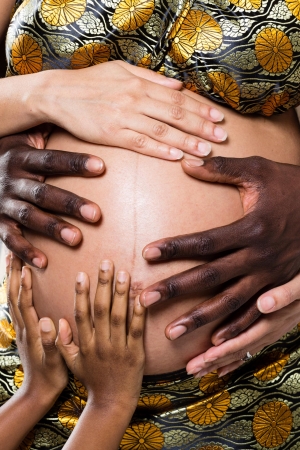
left=24, top=93, right=300, bottom=375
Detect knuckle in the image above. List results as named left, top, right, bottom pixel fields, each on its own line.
left=212, top=156, right=228, bottom=173
left=170, top=90, right=185, bottom=105
left=111, top=313, right=124, bottom=327
left=42, top=339, right=56, bottom=352
left=130, top=326, right=143, bottom=340
left=68, top=154, right=86, bottom=174
left=152, top=123, right=168, bottom=138
left=63, top=197, right=81, bottom=215
left=165, top=280, right=178, bottom=299
left=194, top=236, right=214, bottom=255
left=32, top=183, right=47, bottom=204
left=182, top=136, right=198, bottom=151
left=45, top=220, right=60, bottom=238
left=198, top=267, right=220, bottom=288
left=94, top=304, right=108, bottom=320
left=18, top=205, right=32, bottom=226
left=170, top=105, right=184, bottom=120
left=133, top=134, right=147, bottom=149
left=42, top=151, right=56, bottom=171
left=74, top=308, right=86, bottom=323
left=198, top=119, right=213, bottom=136
left=221, top=294, right=243, bottom=313
left=191, top=310, right=208, bottom=328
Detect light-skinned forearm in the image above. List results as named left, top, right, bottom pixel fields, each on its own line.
left=0, top=385, right=59, bottom=449
left=63, top=400, right=135, bottom=450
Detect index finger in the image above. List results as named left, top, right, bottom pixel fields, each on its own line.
left=22, top=149, right=105, bottom=177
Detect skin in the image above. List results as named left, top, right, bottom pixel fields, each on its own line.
left=1, top=254, right=145, bottom=450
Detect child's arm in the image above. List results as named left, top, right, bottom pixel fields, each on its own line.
left=56, top=260, right=146, bottom=450
left=0, top=254, right=68, bottom=450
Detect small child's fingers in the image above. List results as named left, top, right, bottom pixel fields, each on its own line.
left=56, top=318, right=79, bottom=367
left=18, top=266, right=39, bottom=342
left=74, top=272, right=93, bottom=349
left=110, top=270, right=130, bottom=346
left=7, top=254, right=23, bottom=327
left=39, top=317, right=62, bottom=365
left=93, top=260, right=114, bottom=340
left=127, top=296, right=146, bottom=352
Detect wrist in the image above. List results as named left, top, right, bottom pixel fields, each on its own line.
left=86, top=395, right=137, bottom=418
left=20, top=380, right=62, bottom=407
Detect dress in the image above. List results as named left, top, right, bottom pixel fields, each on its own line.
left=2, top=1, right=300, bottom=449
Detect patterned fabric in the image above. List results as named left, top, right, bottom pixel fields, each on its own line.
left=5, top=0, right=300, bottom=115
left=1, top=301, right=300, bottom=450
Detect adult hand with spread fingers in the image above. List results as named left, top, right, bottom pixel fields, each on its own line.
left=140, top=156, right=300, bottom=347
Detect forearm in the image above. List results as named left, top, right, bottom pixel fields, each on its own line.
left=0, top=386, right=58, bottom=449
left=63, top=401, right=135, bottom=450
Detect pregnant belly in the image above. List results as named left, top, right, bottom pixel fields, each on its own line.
left=24, top=100, right=300, bottom=375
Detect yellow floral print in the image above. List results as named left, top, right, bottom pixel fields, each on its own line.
left=71, top=43, right=111, bottom=69
left=138, top=394, right=172, bottom=412
left=254, top=350, right=290, bottom=378
left=41, top=0, right=86, bottom=27
left=137, top=54, right=152, bottom=68
left=180, top=11, right=222, bottom=51
left=200, top=371, right=231, bottom=394
left=112, top=0, right=155, bottom=32
left=229, top=0, right=261, bottom=9
left=73, top=377, right=88, bottom=399
left=198, top=446, right=225, bottom=450
left=208, top=72, right=240, bottom=109
left=0, top=318, right=16, bottom=348
left=169, top=30, right=195, bottom=63
left=253, top=401, right=293, bottom=447
left=120, top=422, right=164, bottom=449
left=58, top=396, right=86, bottom=429
left=285, top=0, right=300, bottom=20
left=187, top=390, right=231, bottom=425
left=14, top=365, right=24, bottom=388
left=11, top=34, right=43, bottom=75
left=255, top=28, right=293, bottom=73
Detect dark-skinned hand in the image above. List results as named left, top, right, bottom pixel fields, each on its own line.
left=140, top=156, right=300, bottom=347
left=0, top=127, right=104, bottom=268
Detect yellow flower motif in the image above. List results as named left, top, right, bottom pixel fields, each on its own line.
left=18, top=429, right=35, bottom=450
left=137, top=54, right=152, bottom=68
left=137, top=394, right=172, bottom=412
left=11, top=34, right=43, bottom=75
left=112, top=0, right=155, bottom=32
left=261, top=92, right=290, bottom=117
left=71, top=43, right=111, bottom=69
left=254, top=350, right=290, bottom=380
left=285, top=0, right=300, bottom=20
left=41, top=0, right=86, bottom=27
left=255, top=28, right=293, bottom=74
left=198, top=446, right=225, bottom=450
left=58, top=396, right=86, bottom=429
left=120, top=422, right=164, bottom=449
left=169, top=10, right=222, bottom=63
left=187, top=390, right=230, bottom=425
left=229, top=0, right=261, bottom=9
left=14, top=365, right=24, bottom=388
left=199, top=371, right=231, bottom=394
left=73, top=377, right=88, bottom=400
left=208, top=72, right=240, bottom=109
left=253, top=401, right=293, bottom=447
left=0, top=318, right=16, bottom=349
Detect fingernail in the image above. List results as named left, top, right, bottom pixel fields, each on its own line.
left=21, top=266, right=26, bottom=279
left=143, top=247, right=161, bottom=260
left=194, top=369, right=209, bottom=378
left=169, top=148, right=184, bottom=160
left=40, top=318, right=52, bottom=333
left=85, top=158, right=104, bottom=173
left=101, top=260, right=111, bottom=272
left=169, top=325, right=187, bottom=340
left=210, top=108, right=224, bottom=122
left=61, top=228, right=76, bottom=245
left=76, top=272, right=85, bottom=284
left=117, top=271, right=127, bottom=283
left=204, top=356, right=218, bottom=363
left=142, top=291, right=161, bottom=307
left=5, top=255, right=10, bottom=268
left=32, top=257, right=43, bottom=269
left=214, top=126, right=227, bottom=141
left=185, top=159, right=204, bottom=167
left=80, top=204, right=96, bottom=221
left=197, top=142, right=211, bottom=156
left=258, top=296, right=275, bottom=312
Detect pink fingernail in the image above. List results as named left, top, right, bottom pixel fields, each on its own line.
left=143, top=247, right=161, bottom=260
left=169, top=148, right=184, bottom=160
left=210, top=108, right=224, bottom=122
left=76, top=272, right=85, bottom=284
left=80, top=204, right=96, bottom=221
left=61, top=228, right=76, bottom=245
left=197, top=142, right=211, bottom=156
left=142, top=291, right=161, bottom=307
left=32, top=258, right=43, bottom=269
left=185, top=159, right=204, bottom=167
left=169, top=325, right=187, bottom=340
left=85, top=158, right=104, bottom=173
left=214, top=127, right=227, bottom=141
left=40, top=318, right=52, bottom=333
left=117, top=271, right=127, bottom=283
left=258, top=296, right=275, bottom=312
left=101, top=260, right=111, bottom=272
left=204, top=356, right=218, bottom=363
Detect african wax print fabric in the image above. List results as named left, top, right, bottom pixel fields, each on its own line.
left=5, top=0, right=300, bottom=115
left=1, top=298, right=300, bottom=450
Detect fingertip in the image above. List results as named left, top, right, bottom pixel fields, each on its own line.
left=142, top=246, right=162, bottom=261
left=58, top=318, right=72, bottom=344
left=60, top=228, right=82, bottom=246
left=40, top=317, right=55, bottom=334
left=257, top=296, right=275, bottom=313
left=31, top=255, right=47, bottom=269
left=85, top=157, right=105, bottom=174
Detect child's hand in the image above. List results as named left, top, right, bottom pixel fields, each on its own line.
left=7, top=254, right=68, bottom=399
left=56, top=260, right=146, bottom=412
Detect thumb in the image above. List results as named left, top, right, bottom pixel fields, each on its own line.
left=257, top=273, right=300, bottom=313
left=39, top=318, right=61, bottom=365
left=56, top=319, right=79, bottom=366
